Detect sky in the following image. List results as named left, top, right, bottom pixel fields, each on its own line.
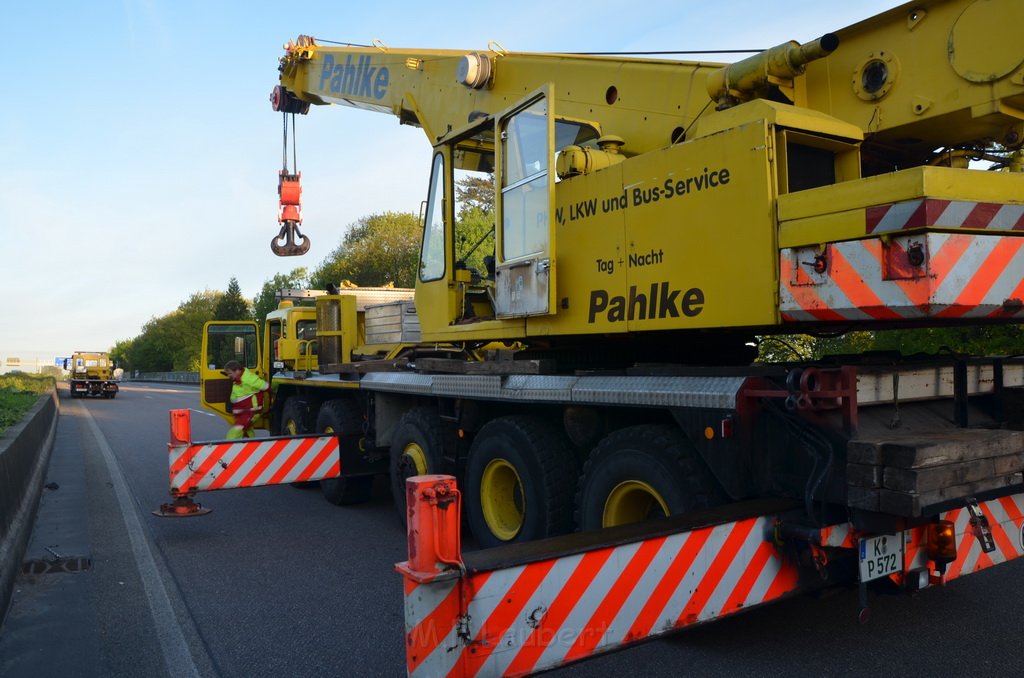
left=2, top=0, right=902, bottom=370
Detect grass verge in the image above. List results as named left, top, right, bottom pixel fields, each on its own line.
left=0, top=373, right=55, bottom=435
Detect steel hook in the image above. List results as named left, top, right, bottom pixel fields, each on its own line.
left=271, top=221, right=310, bottom=256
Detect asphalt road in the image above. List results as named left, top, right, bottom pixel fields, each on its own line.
left=2, top=382, right=1024, bottom=677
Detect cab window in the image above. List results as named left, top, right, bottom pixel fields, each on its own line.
left=419, top=153, right=447, bottom=282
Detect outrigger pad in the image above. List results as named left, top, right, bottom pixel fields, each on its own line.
left=152, top=496, right=212, bottom=518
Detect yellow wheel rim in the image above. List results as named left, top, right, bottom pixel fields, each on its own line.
left=603, top=480, right=669, bottom=527
left=285, top=418, right=300, bottom=435
left=402, top=442, right=429, bottom=476
left=480, top=458, right=525, bottom=541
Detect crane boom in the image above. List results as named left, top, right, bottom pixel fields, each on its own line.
left=276, top=0, right=1024, bottom=169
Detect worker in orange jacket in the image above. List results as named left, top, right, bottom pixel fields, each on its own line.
left=222, top=360, right=270, bottom=439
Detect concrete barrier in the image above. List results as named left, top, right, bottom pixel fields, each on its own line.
left=0, top=388, right=59, bottom=624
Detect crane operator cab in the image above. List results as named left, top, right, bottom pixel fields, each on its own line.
left=415, top=87, right=603, bottom=344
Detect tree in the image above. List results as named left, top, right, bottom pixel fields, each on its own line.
left=214, top=277, right=251, bottom=321
left=756, top=325, right=1023, bottom=365
left=452, top=206, right=493, bottom=275
left=124, top=291, right=221, bottom=372
left=755, top=334, right=819, bottom=363
left=454, top=173, right=495, bottom=276
left=455, top=174, right=494, bottom=215
left=252, top=267, right=310, bottom=330
left=873, top=325, right=1024, bottom=357
left=39, top=365, right=63, bottom=379
left=110, top=338, right=133, bottom=372
left=310, top=212, right=421, bottom=289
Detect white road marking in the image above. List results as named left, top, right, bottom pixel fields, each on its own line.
left=77, top=402, right=201, bottom=678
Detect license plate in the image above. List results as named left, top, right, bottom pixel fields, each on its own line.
left=858, top=533, right=903, bottom=582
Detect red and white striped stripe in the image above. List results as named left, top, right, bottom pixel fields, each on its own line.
left=780, top=233, right=1024, bottom=322
left=899, top=494, right=1024, bottom=578
left=867, top=199, right=1024, bottom=234
left=404, top=516, right=800, bottom=678
left=819, top=523, right=856, bottom=548
left=167, top=435, right=340, bottom=494
left=401, top=492, right=1024, bottom=677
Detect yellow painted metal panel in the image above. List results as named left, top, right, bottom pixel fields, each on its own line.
left=527, top=161, right=628, bottom=336
left=779, top=211, right=867, bottom=249
left=779, top=166, right=1024, bottom=224
left=420, top=317, right=526, bottom=343
left=688, top=99, right=863, bottom=143
left=529, top=120, right=779, bottom=336
left=624, top=122, right=778, bottom=330
left=948, top=0, right=1024, bottom=83
left=803, top=0, right=1024, bottom=161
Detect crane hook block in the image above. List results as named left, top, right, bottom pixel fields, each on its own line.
left=278, top=171, right=302, bottom=222
left=273, top=172, right=310, bottom=256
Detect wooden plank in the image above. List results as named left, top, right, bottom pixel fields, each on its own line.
left=846, top=463, right=882, bottom=488
left=881, top=429, right=1024, bottom=468
left=883, top=451, right=1024, bottom=493
left=847, top=485, right=880, bottom=511
left=993, top=451, right=1024, bottom=475
left=320, top=359, right=409, bottom=375
left=878, top=472, right=1024, bottom=516
left=847, top=440, right=884, bottom=465
left=883, top=458, right=996, bottom=493
left=849, top=429, right=1024, bottom=469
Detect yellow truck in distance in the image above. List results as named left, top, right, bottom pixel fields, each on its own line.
left=66, top=352, right=119, bottom=399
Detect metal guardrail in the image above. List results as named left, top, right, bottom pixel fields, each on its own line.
left=133, top=372, right=200, bottom=384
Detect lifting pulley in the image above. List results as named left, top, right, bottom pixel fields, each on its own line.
left=273, top=107, right=310, bottom=256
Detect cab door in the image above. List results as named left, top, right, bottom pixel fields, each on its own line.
left=200, top=321, right=266, bottom=428
left=494, top=86, right=557, bottom=317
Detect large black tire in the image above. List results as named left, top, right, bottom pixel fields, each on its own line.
left=316, top=400, right=374, bottom=506
left=575, top=424, right=724, bottom=532
left=389, top=408, right=445, bottom=526
left=464, top=416, right=577, bottom=548
left=280, top=396, right=308, bottom=435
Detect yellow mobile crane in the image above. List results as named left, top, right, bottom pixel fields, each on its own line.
left=197, top=0, right=1024, bottom=553
left=165, top=2, right=1024, bottom=672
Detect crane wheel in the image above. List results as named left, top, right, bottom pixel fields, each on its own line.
left=280, top=396, right=318, bottom=488
left=464, top=416, right=576, bottom=548
left=280, top=396, right=308, bottom=436
left=388, top=408, right=445, bottom=526
left=317, top=400, right=373, bottom=505
left=575, top=425, right=723, bottom=531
